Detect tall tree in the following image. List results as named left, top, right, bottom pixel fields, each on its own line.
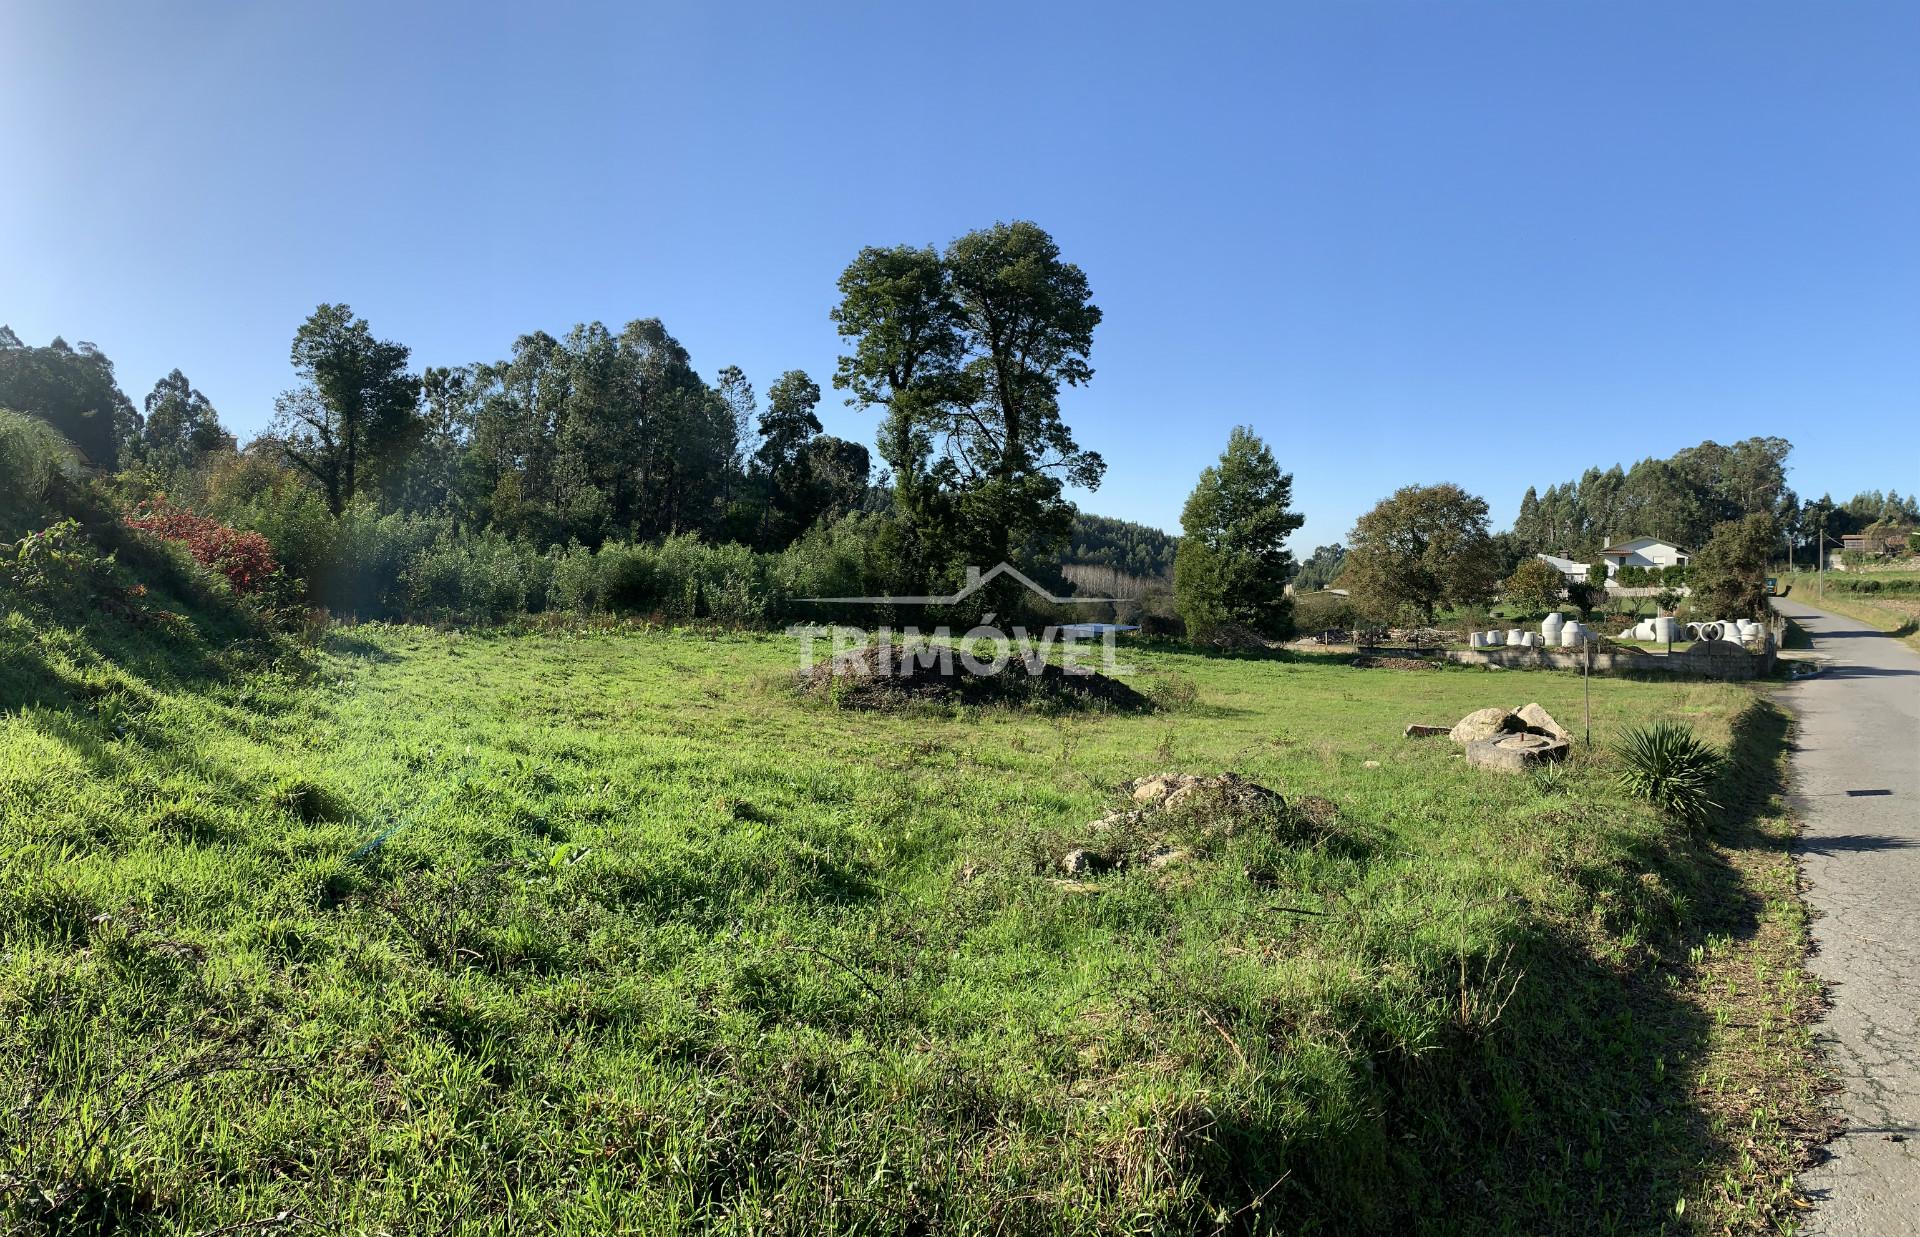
left=1172, top=427, right=1303, bottom=641
left=752, top=369, right=826, bottom=543
left=833, top=222, right=1105, bottom=599
left=0, top=329, right=137, bottom=466
left=756, top=370, right=822, bottom=476
left=274, top=304, right=421, bottom=514
left=1690, top=513, right=1779, bottom=619
left=832, top=242, right=965, bottom=583
left=1347, top=483, right=1500, bottom=624
left=1513, top=437, right=1794, bottom=556
left=139, top=369, right=231, bottom=470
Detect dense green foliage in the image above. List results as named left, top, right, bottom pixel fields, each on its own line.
left=1292, top=542, right=1347, bottom=593
left=832, top=222, right=1105, bottom=612
left=1511, top=437, right=1914, bottom=567
left=1345, top=483, right=1500, bottom=624
left=1690, top=513, right=1780, bottom=619
left=0, top=329, right=138, bottom=466
left=1172, top=428, right=1301, bottom=641
left=1510, top=437, right=1792, bottom=559
left=1501, top=557, right=1566, bottom=617
left=1066, top=513, right=1177, bottom=578
left=0, top=409, right=80, bottom=525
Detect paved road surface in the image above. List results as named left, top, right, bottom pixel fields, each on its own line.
left=1773, top=598, right=1920, bottom=1234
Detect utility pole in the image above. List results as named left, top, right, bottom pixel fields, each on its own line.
left=1817, top=531, right=1840, bottom=601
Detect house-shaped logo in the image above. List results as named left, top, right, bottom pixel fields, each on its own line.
left=799, top=562, right=1131, bottom=605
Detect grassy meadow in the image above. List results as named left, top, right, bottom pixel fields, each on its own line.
left=0, top=602, right=1823, bottom=1233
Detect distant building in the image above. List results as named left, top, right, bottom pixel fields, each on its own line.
left=1599, top=537, right=1690, bottom=576
left=1535, top=553, right=1589, bottom=583
left=1842, top=531, right=1913, bottom=555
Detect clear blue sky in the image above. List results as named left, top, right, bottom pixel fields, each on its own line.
left=4, top=1, right=1915, bottom=550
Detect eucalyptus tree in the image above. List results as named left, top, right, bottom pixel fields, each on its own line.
left=140, top=369, right=232, bottom=471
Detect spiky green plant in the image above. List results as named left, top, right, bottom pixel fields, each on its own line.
left=1614, top=721, right=1722, bottom=828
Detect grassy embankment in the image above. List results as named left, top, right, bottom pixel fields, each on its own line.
left=1777, top=570, right=1920, bottom=653
left=0, top=575, right=1830, bottom=1235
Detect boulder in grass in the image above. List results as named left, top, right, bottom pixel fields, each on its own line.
left=1466, top=733, right=1570, bottom=773
left=1449, top=707, right=1522, bottom=745
left=1061, top=848, right=1110, bottom=876
left=1514, top=702, right=1571, bottom=742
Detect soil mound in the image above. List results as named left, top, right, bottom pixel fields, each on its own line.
left=1350, top=655, right=1440, bottom=671
left=801, top=642, right=1151, bottom=712
left=1046, top=773, right=1355, bottom=886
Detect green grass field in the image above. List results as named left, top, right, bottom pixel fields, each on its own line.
left=0, top=598, right=1823, bottom=1233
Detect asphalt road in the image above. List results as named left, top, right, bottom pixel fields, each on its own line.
left=1773, top=598, right=1920, bottom=1234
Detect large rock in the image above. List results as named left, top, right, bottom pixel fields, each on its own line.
left=1450, top=707, right=1522, bottom=745
left=1466, top=733, right=1570, bottom=773
left=1514, top=702, right=1571, bottom=742
left=1060, top=848, right=1110, bottom=876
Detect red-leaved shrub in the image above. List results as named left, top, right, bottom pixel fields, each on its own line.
left=124, top=499, right=280, bottom=596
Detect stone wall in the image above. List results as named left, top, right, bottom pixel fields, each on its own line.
left=1440, top=638, right=1771, bottom=680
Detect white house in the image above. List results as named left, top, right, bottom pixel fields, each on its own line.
left=1535, top=553, right=1589, bottom=583
left=1599, top=537, right=1690, bottom=576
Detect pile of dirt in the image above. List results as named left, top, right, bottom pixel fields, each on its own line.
left=1051, top=772, right=1345, bottom=885
left=800, top=642, right=1152, bottom=712
left=1350, top=655, right=1441, bottom=671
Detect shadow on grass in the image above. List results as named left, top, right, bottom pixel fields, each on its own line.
left=322, top=631, right=400, bottom=662
left=1190, top=701, right=1804, bottom=1233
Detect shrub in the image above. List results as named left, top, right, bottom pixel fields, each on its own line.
left=123, top=499, right=281, bottom=596
left=1564, top=580, right=1604, bottom=620
left=401, top=530, right=549, bottom=622
left=1503, top=559, right=1566, bottom=617
left=320, top=504, right=446, bottom=617
left=0, top=409, right=78, bottom=522
left=600, top=542, right=662, bottom=613
left=2, top=518, right=116, bottom=606
left=202, top=454, right=338, bottom=591
left=1614, top=721, right=1721, bottom=829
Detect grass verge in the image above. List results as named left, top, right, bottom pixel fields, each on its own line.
left=1777, top=573, right=1920, bottom=653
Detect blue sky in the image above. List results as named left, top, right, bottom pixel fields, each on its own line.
left=4, top=1, right=1915, bottom=551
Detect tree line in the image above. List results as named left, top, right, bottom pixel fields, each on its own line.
left=2, top=222, right=1191, bottom=623
left=1508, top=436, right=1913, bottom=562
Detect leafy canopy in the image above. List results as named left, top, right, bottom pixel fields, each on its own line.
left=1347, top=483, right=1499, bottom=624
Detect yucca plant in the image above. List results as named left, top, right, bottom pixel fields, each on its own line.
left=1614, top=721, right=1722, bottom=828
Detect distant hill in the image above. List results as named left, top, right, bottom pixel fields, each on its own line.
left=1066, top=512, right=1178, bottom=578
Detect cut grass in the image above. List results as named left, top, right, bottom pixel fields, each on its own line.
left=0, top=602, right=1824, bottom=1233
